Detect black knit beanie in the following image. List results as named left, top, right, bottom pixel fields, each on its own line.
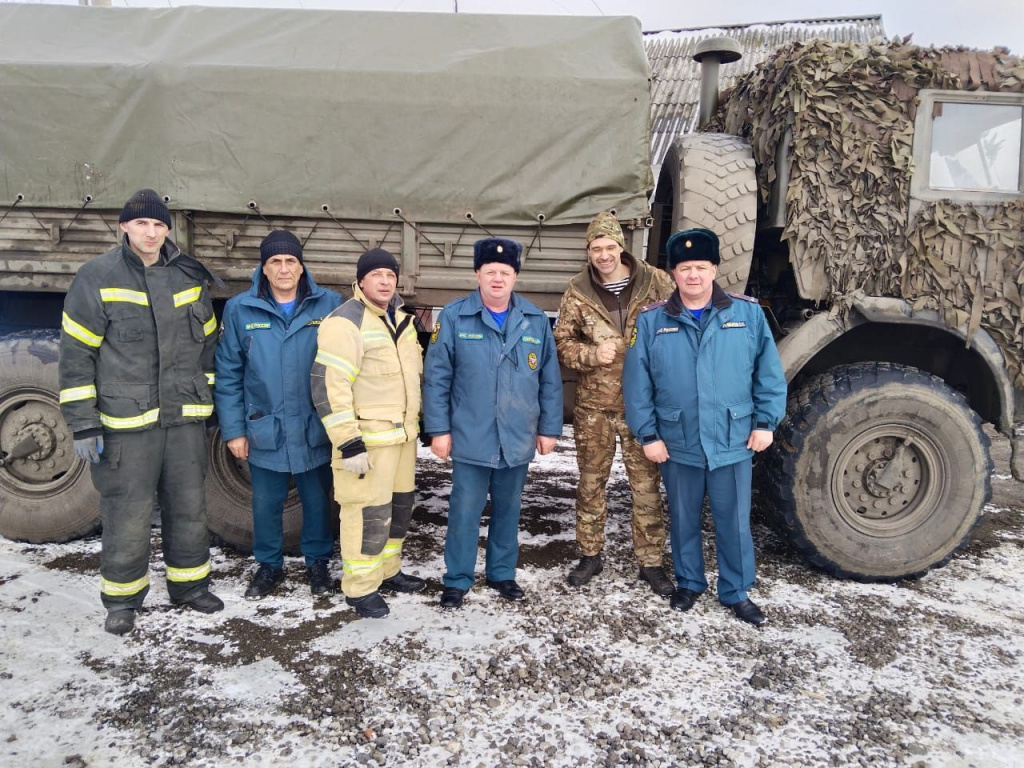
left=119, top=189, right=172, bottom=229
left=260, top=230, right=304, bottom=265
left=357, top=248, right=400, bottom=283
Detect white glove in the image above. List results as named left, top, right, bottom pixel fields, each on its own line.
left=341, top=452, right=371, bottom=475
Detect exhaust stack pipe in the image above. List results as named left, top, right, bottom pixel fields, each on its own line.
left=693, top=37, right=741, bottom=128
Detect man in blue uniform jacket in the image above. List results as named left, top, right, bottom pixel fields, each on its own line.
left=423, top=237, right=563, bottom=609
left=215, top=230, right=343, bottom=600
left=623, top=228, right=786, bottom=626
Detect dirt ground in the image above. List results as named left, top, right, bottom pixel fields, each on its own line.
left=1, top=429, right=1023, bottom=768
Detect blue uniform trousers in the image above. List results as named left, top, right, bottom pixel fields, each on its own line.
left=660, top=458, right=755, bottom=605
left=249, top=462, right=334, bottom=569
left=443, top=461, right=530, bottom=591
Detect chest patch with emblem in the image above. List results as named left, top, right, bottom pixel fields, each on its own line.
left=522, top=335, right=541, bottom=345
left=245, top=321, right=271, bottom=331
left=527, top=351, right=538, bottom=370
left=721, top=321, right=747, bottom=329
left=458, top=332, right=484, bottom=340
left=656, top=326, right=680, bottom=334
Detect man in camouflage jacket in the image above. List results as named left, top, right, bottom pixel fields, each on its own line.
left=554, top=212, right=676, bottom=595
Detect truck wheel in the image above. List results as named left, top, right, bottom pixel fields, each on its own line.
left=764, top=362, right=992, bottom=581
left=676, top=133, right=757, bottom=293
left=0, top=330, right=101, bottom=543
left=204, top=425, right=304, bottom=554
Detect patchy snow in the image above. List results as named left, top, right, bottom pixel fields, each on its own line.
left=2, top=431, right=1023, bottom=768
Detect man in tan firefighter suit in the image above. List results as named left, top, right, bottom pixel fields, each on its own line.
left=312, top=248, right=425, bottom=619
left=554, top=212, right=676, bottom=595
left=59, top=189, right=223, bottom=636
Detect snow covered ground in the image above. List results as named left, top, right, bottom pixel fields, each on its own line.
left=2, top=432, right=1023, bottom=768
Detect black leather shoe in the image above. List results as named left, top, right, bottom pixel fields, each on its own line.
left=670, top=588, right=699, bottom=612
left=380, top=571, right=427, bottom=593
left=104, top=609, right=136, bottom=636
left=639, top=566, right=675, bottom=597
left=245, top=564, right=285, bottom=600
left=307, top=560, right=334, bottom=596
left=177, top=590, right=225, bottom=614
left=727, top=598, right=766, bottom=626
left=567, top=554, right=603, bottom=587
left=439, top=586, right=465, bottom=609
left=485, top=579, right=525, bottom=601
left=346, top=591, right=390, bottom=619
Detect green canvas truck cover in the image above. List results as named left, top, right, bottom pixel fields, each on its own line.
left=0, top=5, right=653, bottom=226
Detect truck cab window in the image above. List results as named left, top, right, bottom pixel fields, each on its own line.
left=929, top=102, right=1022, bottom=192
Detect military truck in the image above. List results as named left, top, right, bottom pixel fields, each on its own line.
left=653, top=36, right=1024, bottom=580
left=0, top=5, right=654, bottom=550
left=2, top=6, right=1021, bottom=584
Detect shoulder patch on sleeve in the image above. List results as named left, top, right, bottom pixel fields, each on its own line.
left=639, top=299, right=668, bottom=313
left=430, top=321, right=441, bottom=344
left=728, top=292, right=759, bottom=304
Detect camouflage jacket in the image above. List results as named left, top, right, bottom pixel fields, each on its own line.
left=555, top=252, right=675, bottom=413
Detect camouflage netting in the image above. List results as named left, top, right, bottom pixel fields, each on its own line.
left=713, top=38, right=1024, bottom=384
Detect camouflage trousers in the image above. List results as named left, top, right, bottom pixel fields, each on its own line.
left=573, top=407, right=666, bottom=567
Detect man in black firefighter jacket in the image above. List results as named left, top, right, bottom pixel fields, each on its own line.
left=59, top=189, right=223, bottom=636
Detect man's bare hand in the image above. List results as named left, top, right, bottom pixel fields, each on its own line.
left=642, top=440, right=669, bottom=463
left=431, top=434, right=452, bottom=461
left=227, top=436, right=249, bottom=461
left=747, top=429, right=774, bottom=452
left=536, top=435, right=557, bottom=455
left=595, top=340, right=618, bottom=366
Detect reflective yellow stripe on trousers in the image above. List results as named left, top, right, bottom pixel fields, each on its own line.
left=342, top=556, right=383, bottom=576
left=101, top=574, right=150, bottom=597
left=166, top=561, right=212, bottom=583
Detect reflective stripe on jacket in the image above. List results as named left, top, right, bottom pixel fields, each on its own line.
left=214, top=267, right=343, bottom=473
left=312, top=284, right=422, bottom=451
left=422, top=289, right=563, bottom=468
left=59, top=238, right=217, bottom=437
left=623, top=283, right=787, bottom=471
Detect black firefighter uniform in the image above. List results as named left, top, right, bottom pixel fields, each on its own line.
left=311, top=284, right=422, bottom=598
left=59, top=239, right=218, bottom=610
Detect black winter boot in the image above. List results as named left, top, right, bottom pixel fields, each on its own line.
left=566, top=553, right=603, bottom=587
left=245, top=564, right=285, bottom=600
left=639, top=566, right=674, bottom=597
left=307, top=560, right=334, bottom=596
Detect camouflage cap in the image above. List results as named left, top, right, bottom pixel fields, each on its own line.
left=586, top=212, right=625, bottom=249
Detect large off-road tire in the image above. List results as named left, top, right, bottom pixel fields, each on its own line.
left=675, top=132, right=757, bottom=293
left=763, top=362, right=992, bottom=581
left=0, top=330, right=101, bottom=543
left=204, top=425, right=305, bottom=554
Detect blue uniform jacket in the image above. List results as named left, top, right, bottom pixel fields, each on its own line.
left=423, top=290, right=563, bottom=468
left=214, top=268, right=343, bottom=473
left=623, top=284, right=786, bottom=471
